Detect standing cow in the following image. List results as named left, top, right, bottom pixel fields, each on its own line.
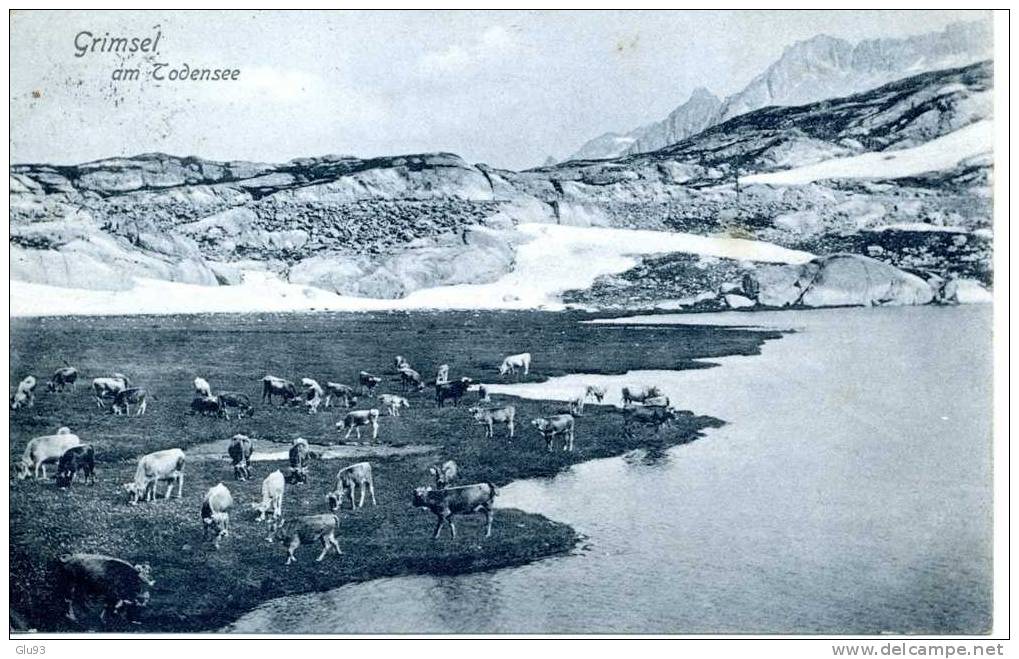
left=47, top=367, right=79, bottom=393
left=57, top=554, right=154, bottom=624
left=124, top=448, right=186, bottom=504
left=531, top=414, right=576, bottom=452
left=469, top=405, right=516, bottom=439
left=288, top=438, right=312, bottom=484
left=498, top=352, right=531, bottom=377
left=413, top=483, right=498, bottom=539
left=10, top=375, right=37, bottom=410
left=261, top=376, right=297, bottom=405
left=16, top=428, right=81, bottom=480
left=111, top=388, right=148, bottom=416
left=324, top=383, right=358, bottom=408
left=201, top=483, right=234, bottom=549
left=378, top=394, right=409, bottom=417
left=252, top=469, right=286, bottom=528
left=193, top=377, right=212, bottom=398
left=55, top=445, right=96, bottom=487
left=218, top=392, right=254, bottom=419
left=227, top=434, right=254, bottom=481
left=327, top=462, right=377, bottom=510
left=275, top=514, right=342, bottom=565
left=338, top=409, right=380, bottom=442
left=436, top=378, right=473, bottom=408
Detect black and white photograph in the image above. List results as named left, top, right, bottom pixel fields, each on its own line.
left=7, top=8, right=1006, bottom=643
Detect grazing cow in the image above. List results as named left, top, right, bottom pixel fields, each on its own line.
left=124, top=448, right=186, bottom=504
left=338, top=409, right=380, bottom=442
left=261, top=375, right=297, bottom=405
left=477, top=385, right=490, bottom=403
left=193, top=377, right=212, bottom=398
left=378, top=394, right=409, bottom=417
left=568, top=396, right=586, bottom=417
left=436, top=378, right=473, bottom=408
left=621, top=385, right=663, bottom=406
left=227, top=434, right=254, bottom=481
left=395, top=355, right=410, bottom=371
left=288, top=438, right=311, bottom=484
left=92, top=376, right=129, bottom=408
left=55, top=445, right=96, bottom=487
left=252, top=470, right=285, bottom=526
left=324, top=382, right=358, bottom=408
left=57, top=554, right=154, bottom=623
left=275, top=514, right=342, bottom=565
left=498, top=352, right=531, bottom=377
left=47, top=367, right=79, bottom=393
left=190, top=395, right=220, bottom=416
left=111, top=388, right=148, bottom=416
left=301, top=378, right=325, bottom=414
left=584, top=385, right=607, bottom=403
left=17, top=429, right=81, bottom=480
left=435, top=364, right=450, bottom=385
left=644, top=395, right=670, bottom=408
left=201, top=483, right=234, bottom=549
left=531, top=414, right=576, bottom=452
left=413, top=483, right=498, bottom=539
left=469, top=405, right=516, bottom=439
left=429, top=460, right=458, bottom=488
left=358, top=371, right=382, bottom=395
left=399, top=367, right=426, bottom=392
left=622, top=405, right=676, bottom=437
left=218, top=391, right=254, bottom=419
left=326, top=462, right=377, bottom=510
left=10, top=375, right=37, bottom=410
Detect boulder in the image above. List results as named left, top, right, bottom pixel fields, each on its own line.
left=751, top=253, right=934, bottom=308
left=724, top=294, right=755, bottom=309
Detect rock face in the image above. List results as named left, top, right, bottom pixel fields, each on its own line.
left=568, top=20, right=992, bottom=160
left=752, top=254, right=934, bottom=307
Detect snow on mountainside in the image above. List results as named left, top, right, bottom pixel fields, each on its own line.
left=567, top=20, right=992, bottom=161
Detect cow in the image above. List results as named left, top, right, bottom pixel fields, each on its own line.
left=218, top=391, right=254, bottom=419
left=55, top=445, right=96, bottom=487
left=301, top=378, right=325, bottom=414
left=193, top=377, right=212, bottom=398
left=358, top=371, right=382, bottom=395
left=378, top=394, right=409, bottom=417
left=498, top=352, right=531, bottom=377
left=124, top=448, right=185, bottom=504
left=111, top=387, right=148, bottom=416
left=201, top=483, right=234, bottom=549
left=324, top=382, right=358, bottom=408
left=531, top=414, right=576, bottom=452
left=436, top=378, right=473, bottom=408
left=413, top=483, right=498, bottom=539
left=57, top=554, right=154, bottom=624
left=190, top=395, right=221, bottom=416
left=288, top=437, right=312, bottom=484
left=621, top=385, right=663, bottom=406
left=227, top=434, right=254, bottom=481
left=568, top=396, right=586, bottom=417
left=10, top=375, right=37, bottom=410
left=428, top=460, right=458, bottom=488
left=261, top=375, right=297, bottom=405
left=477, top=385, right=490, bottom=403
left=622, top=405, right=676, bottom=437
left=644, top=395, right=671, bottom=408
left=252, top=469, right=285, bottom=526
left=92, top=375, right=129, bottom=409
left=399, top=367, right=426, bottom=392
left=435, top=364, right=450, bottom=385
left=47, top=367, right=79, bottom=393
left=584, top=385, right=607, bottom=403
left=469, top=405, right=516, bottom=439
left=274, top=514, right=342, bottom=565
left=395, top=355, right=410, bottom=371
left=16, top=428, right=81, bottom=480
left=339, top=409, right=380, bottom=442
left=326, top=462, right=377, bottom=510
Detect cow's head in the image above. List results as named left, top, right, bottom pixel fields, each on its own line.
left=498, top=362, right=509, bottom=375
left=412, top=486, right=433, bottom=508
left=9, top=393, right=25, bottom=410
left=205, top=512, right=230, bottom=539
left=530, top=418, right=549, bottom=432
left=133, top=563, right=155, bottom=587
left=123, top=482, right=141, bottom=503
left=46, top=381, right=57, bottom=392
left=326, top=491, right=342, bottom=511
left=14, top=459, right=31, bottom=480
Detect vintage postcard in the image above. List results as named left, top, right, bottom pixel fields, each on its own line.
left=8, top=9, right=1003, bottom=643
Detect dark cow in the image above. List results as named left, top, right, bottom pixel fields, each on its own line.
left=47, top=367, right=79, bottom=393
left=261, top=376, right=297, bottom=405
left=622, top=405, right=677, bottom=436
left=287, top=438, right=312, bottom=484
left=358, top=371, right=382, bottom=395
left=274, top=514, right=342, bottom=565
left=91, top=375, right=130, bottom=409
left=218, top=391, right=254, bottom=419
left=428, top=460, right=458, bottom=488
left=531, top=414, right=576, bottom=452
left=55, top=445, right=96, bottom=488
left=324, top=382, right=358, bottom=408
left=57, top=554, right=154, bottom=623
left=112, top=388, right=148, bottom=416
left=227, top=434, right=255, bottom=481
left=413, top=483, right=498, bottom=539
left=190, top=395, right=220, bottom=416
left=436, top=377, right=473, bottom=408
left=621, top=385, right=663, bottom=406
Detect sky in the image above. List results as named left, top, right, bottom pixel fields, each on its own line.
left=9, top=10, right=992, bottom=170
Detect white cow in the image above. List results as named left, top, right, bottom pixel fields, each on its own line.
left=498, top=352, right=531, bottom=377
left=124, top=448, right=186, bottom=505
left=16, top=428, right=81, bottom=479
left=194, top=377, right=212, bottom=398
left=252, top=470, right=286, bottom=527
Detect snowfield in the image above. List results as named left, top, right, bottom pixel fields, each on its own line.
left=743, top=120, right=993, bottom=186
left=10, top=224, right=814, bottom=317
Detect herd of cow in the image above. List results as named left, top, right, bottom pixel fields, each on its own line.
left=11, top=350, right=683, bottom=625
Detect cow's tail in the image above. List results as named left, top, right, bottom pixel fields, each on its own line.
left=487, top=482, right=499, bottom=498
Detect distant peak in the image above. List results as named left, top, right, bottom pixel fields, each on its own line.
left=688, top=86, right=719, bottom=102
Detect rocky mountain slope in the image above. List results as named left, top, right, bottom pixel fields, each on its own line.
left=10, top=61, right=993, bottom=311
left=568, top=21, right=992, bottom=161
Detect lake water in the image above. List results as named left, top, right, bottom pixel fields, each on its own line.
left=225, top=305, right=993, bottom=634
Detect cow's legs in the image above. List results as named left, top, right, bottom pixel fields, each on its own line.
left=328, top=533, right=342, bottom=557
left=176, top=473, right=184, bottom=498
left=316, top=537, right=331, bottom=562
left=484, top=508, right=493, bottom=537
left=448, top=518, right=457, bottom=539
left=164, top=479, right=174, bottom=499
left=509, top=421, right=514, bottom=439
left=358, top=483, right=366, bottom=508
left=368, top=479, right=377, bottom=506
left=344, top=426, right=354, bottom=440
left=348, top=485, right=356, bottom=510
left=371, top=423, right=378, bottom=442
left=286, top=537, right=300, bottom=564
left=433, top=517, right=445, bottom=539
left=137, top=399, right=146, bottom=416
